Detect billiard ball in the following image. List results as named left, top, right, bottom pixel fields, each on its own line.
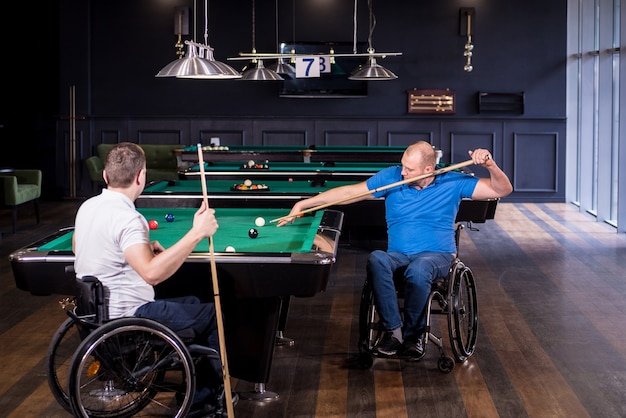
left=255, top=217, right=266, bottom=227
left=164, top=213, right=175, bottom=222
left=248, top=228, right=259, bottom=238
left=247, top=160, right=255, bottom=167
left=148, top=219, right=159, bottom=230
left=224, top=246, right=236, bottom=252
left=244, top=179, right=252, bottom=187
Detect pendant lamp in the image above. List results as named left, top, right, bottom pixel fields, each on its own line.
left=241, top=0, right=283, bottom=81
left=156, top=0, right=240, bottom=79
left=348, top=0, right=398, bottom=81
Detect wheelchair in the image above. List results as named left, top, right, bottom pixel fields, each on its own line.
left=357, top=224, right=479, bottom=373
left=47, top=267, right=229, bottom=417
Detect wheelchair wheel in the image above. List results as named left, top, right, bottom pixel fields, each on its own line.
left=68, top=317, right=195, bottom=418
left=47, top=317, right=81, bottom=413
left=356, top=278, right=377, bottom=368
left=447, top=260, right=478, bottom=362
left=437, top=356, right=455, bottom=373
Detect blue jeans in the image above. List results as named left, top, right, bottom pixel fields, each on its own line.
left=366, top=251, right=454, bottom=340
left=134, top=296, right=219, bottom=350
left=135, top=296, right=222, bottom=406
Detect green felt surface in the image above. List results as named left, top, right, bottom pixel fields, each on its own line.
left=183, top=145, right=406, bottom=153
left=40, top=208, right=323, bottom=254
left=143, top=179, right=360, bottom=194
left=186, top=161, right=397, bottom=172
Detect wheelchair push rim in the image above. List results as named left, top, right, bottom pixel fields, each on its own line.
left=67, top=317, right=195, bottom=418
left=447, top=260, right=478, bottom=362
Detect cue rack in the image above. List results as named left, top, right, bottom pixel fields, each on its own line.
left=64, top=85, right=84, bottom=198
left=69, top=85, right=76, bottom=197
left=407, top=89, right=456, bottom=114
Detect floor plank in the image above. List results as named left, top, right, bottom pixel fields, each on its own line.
left=1, top=201, right=626, bottom=417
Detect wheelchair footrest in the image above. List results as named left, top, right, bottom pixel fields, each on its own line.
left=371, top=351, right=425, bottom=362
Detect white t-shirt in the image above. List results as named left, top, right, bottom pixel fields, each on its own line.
left=74, top=189, right=155, bottom=318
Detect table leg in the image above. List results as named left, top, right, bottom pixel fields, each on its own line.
left=275, top=296, right=295, bottom=347
left=238, top=382, right=279, bottom=401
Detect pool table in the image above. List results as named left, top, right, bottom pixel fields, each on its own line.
left=139, top=178, right=368, bottom=208
left=137, top=179, right=386, bottom=241
left=9, top=207, right=344, bottom=390
left=178, top=161, right=397, bottom=181
left=175, top=144, right=407, bottom=164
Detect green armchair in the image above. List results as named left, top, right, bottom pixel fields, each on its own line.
left=86, top=144, right=181, bottom=187
left=0, top=169, right=42, bottom=233
left=85, top=156, right=104, bottom=184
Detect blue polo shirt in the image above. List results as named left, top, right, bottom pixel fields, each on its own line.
left=366, top=166, right=478, bottom=254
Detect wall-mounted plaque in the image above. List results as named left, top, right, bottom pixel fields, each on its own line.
left=407, top=89, right=455, bottom=114
left=478, top=92, right=525, bottom=114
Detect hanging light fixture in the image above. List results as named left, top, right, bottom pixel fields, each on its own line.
left=228, top=0, right=299, bottom=77
left=155, top=0, right=240, bottom=79
left=461, top=8, right=475, bottom=72
left=268, top=0, right=295, bottom=78
left=271, top=54, right=296, bottom=77
left=240, top=0, right=283, bottom=81
left=348, top=0, right=399, bottom=81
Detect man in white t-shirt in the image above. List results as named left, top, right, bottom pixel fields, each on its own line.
left=73, top=142, right=225, bottom=412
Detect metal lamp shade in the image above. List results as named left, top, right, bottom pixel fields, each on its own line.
left=156, top=43, right=241, bottom=79
left=241, top=60, right=284, bottom=81
left=348, top=56, right=397, bottom=81
left=269, top=60, right=295, bottom=78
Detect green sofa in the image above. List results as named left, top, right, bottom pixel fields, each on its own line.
left=0, top=169, right=42, bottom=233
left=86, top=143, right=182, bottom=184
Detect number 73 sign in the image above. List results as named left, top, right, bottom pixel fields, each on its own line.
left=295, top=55, right=332, bottom=78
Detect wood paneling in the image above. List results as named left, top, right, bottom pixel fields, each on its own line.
left=513, top=132, right=559, bottom=192
left=1, top=201, right=625, bottom=417
left=58, top=116, right=566, bottom=202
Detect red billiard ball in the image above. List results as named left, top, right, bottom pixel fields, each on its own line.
left=148, top=219, right=159, bottom=230
left=248, top=228, right=258, bottom=238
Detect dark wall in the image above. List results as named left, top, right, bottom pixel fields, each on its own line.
left=1, top=0, right=567, bottom=201
left=0, top=3, right=60, bottom=190
left=59, top=0, right=566, bottom=118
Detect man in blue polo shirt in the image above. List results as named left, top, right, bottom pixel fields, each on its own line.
left=278, top=141, right=512, bottom=358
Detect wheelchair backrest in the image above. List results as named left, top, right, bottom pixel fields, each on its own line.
left=75, top=276, right=109, bottom=324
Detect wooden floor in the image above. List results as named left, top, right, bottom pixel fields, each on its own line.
left=1, top=200, right=626, bottom=417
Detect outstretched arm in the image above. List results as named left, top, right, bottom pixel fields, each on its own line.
left=276, top=181, right=371, bottom=227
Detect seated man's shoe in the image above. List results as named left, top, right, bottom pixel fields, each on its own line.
left=373, top=331, right=402, bottom=356
left=187, top=404, right=216, bottom=418
left=402, top=335, right=425, bottom=360
left=187, top=391, right=238, bottom=417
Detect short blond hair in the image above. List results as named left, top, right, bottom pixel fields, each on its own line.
left=104, top=142, right=146, bottom=187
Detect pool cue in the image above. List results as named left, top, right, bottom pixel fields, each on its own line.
left=271, top=159, right=475, bottom=224
left=197, top=144, right=235, bottom=418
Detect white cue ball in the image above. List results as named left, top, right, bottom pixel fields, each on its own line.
left=255, top=217, right=266, bottom=227
left=224, top=246, right=236, bottom=252
left=244, top=179, right=252, bottom=187
left=247, top=160, right=255, bottom=167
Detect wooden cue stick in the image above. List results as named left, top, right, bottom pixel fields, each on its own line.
left=197, top=144, right=235, bottom=418
left=270, top=159, right=475, bottom=224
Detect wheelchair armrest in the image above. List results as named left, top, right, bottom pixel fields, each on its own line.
left=65, top=309, right=102, bottom=331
